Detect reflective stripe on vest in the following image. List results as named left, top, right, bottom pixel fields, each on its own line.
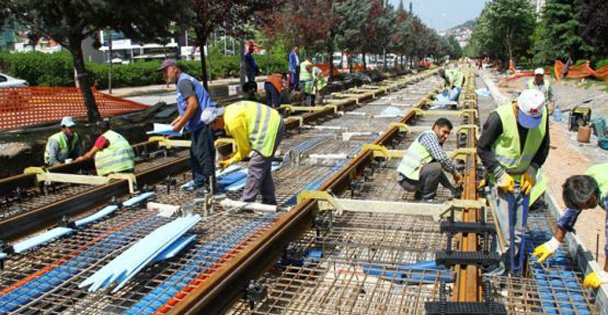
left=397, top=131, right=434, bottom=181
left=585, top=163, right=608, bottom=206
left=94, top=130, right=135, bottom=176
left=231, top=101, right=282, bottom=158
left=299, top=61, right=312, bottom=81
left=529, top=168, right=548, bottom=205
left=492, top=103, right=547, bottom=180
left=44, top=131, right=80, bottom=164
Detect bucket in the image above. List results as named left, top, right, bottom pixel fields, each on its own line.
left=577, top=125, right=591, bottom=143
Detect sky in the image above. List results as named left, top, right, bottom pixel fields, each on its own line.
left=389, top=0, right=489, bottom=31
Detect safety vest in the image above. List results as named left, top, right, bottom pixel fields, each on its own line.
left=299, top=60, right=312, bottom=82
left=177, top=72, right=210, bottom=131
left=447, top=69, right=464, bottom=87
left=397, top=131, right=434, bottom=181
left=44, top=131, right=80, bottom=164
left=94, top=130, right=135, bottom=176
left=267, top=73, right=283, bottom=93
left=529, top=168, right=548, bottom=205
left=313, top=67, right=327, bottom=93
left=527, top=78, right=550, bottom=108
left=227, top=101, right=282, bottom=158
left=585, top=163, right=608, bottom=206
left=492, top=103, right=547, bottom=181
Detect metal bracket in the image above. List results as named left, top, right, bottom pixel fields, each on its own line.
left=148, top=136, right=191, bottom=149
left=280, top=104, right=329, bottom=112
left=456, top=124, right=479, bottom=135
left=284, top=115, right=304, bottom=128
left=449, top=147, right=477, bottom=160
left=107, top=173, right=138, bottom=194
left=297, top=190, right=344, bottom=216
left=361, top=144, right=394, bottom=160
left=24, top=167, right=138, bottom=194
left=412, top=108, right=477, bottom=119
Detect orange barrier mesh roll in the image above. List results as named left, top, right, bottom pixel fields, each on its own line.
left=0, top=87, right=147, bottom=131
left=554, top=60, right=608, bottom=81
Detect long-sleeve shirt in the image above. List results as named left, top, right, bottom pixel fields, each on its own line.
left=224, top=110, right=252, bottom=165
left=245, top=52, right=258, bottom=72
left=477, top=110, right=550, bottom=178
left=45, top=133, right=83, bottom=166
left=418, top=131, right=457, bottom=174
left=557, top=197, right=608, bottom=256
left=289, top=50, right=300, bottom=72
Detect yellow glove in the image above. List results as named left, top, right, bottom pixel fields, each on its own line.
left=218, top=159, right=232, bottom=171
left=532, top=237, right=560, bottom=263
left=583, top=272, right=608, bottom=289
left=520, top=167, right=537, bottom=195
left=496, top=173, right=515, bottom=193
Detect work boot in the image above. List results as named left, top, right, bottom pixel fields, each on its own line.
left=450, top=186, right=463, bottom=199
left=195, top=185, right=210, bottom=197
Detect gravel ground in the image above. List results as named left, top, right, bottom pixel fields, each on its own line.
left=484, top=68, right=608, bottom=267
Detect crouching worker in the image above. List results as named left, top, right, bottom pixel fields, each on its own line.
left=396, top=118, right=463, bottom=202
left=44, top=116, right=83, bottom=166
left=210, top=101, right=285, bottom=205
left=533, top=163, right=608, bottom=289
left=75, top=120, right=135, bottom=176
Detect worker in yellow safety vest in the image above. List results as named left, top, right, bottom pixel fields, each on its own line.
left=212, top=101, right=285, bottom=205
left=299, top=58, right=314, bottom=106
left=396, top=118, right=463, bottom=202
left=477, top=89, right=549, bottom=275
left=527, top=68, right=555, bottom=114
left=310, top=66, right=328, bottom=106
left=44, top=116, right=83, bottom=166
left=533, top=163, right=608, bottom=289
left=438, top=68, right=465, bottom=102
left=75, top=120, right=135, bottom=176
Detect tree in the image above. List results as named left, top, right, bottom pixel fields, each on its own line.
left=334, top=0, right=372, bottom=72
left=189, top=0, right=278, bottom=89
left=447, top=36, right=463, bottom=59
left=531, top=0, right=590, bottom=65
left=580, top=0, right=608, bottom=55
left=1, top=0, right=187, bottom=122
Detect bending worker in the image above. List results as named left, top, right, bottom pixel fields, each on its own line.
left=74, top=120, right=134, bottom=176
left=527, top=68, right=555, bottom=114
left=44, top=116, right=83, bottom=166
left=438, top=67, right=465, bottom=102
left=159, top=59, right=217, bottom=194
left=478, top=89, right=549, bottom=275
left=214, top=101, right=285, bottom=205
left=396, top=118, right=463, bottom=202
left=533, top=163, right=608, bottom=289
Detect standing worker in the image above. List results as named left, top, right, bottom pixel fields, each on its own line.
left=288, top=46, right=300, bottom=91
left=478, top=89, right=549, bottom=275
left=244, top=42, right=259, bottom=83
left=214, top=101, right=285, bottom=205
left=74, top=120, right=134, bottom=176
left=299, top=58, right=313, bottom=106
left=396, top=118, right=463, bottom=202
left=264, top=72, right=286, bottom=108
left=159, top=59, right=217, bottom=194
left=44, top=116, right=83, bottom=166
left=532, top=163, right=608, bottom=289
left=527, top=68, right=555, bottom=114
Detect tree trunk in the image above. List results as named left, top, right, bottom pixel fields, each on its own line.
left=362, top=51, right=367, bottom=69
left=196, top=30, right=209, bottom=90
left=71, top=44, right=100, bottom=122
left=328, top=45, right=335, bottom=79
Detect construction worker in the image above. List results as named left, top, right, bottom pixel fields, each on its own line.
left=478, top=89, right=549, bottom=275
left=244, top=42, right=259, bottom=83
left=74, top=120, right=134, bottom=176
left=533, top=163, right=608, bottom=288
left=527, top=68, right=555, bottom=114
left=396, top=118, right=463, bottom=202
left=213, top=101, right=285, bottom=205
left=299, top=58, right=313, bottom=106
left=311, top=66, right=328, bottom=105
left=264, top=72, right=286, bottom=108
left=159, top=59, right=217, bottom=194
left=44, top=116, right=83, bottom=166
left=438, top=68, right=465, bottom=102
left=288, top=45, right=300, bottom=91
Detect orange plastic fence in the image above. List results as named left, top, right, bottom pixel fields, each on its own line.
left=0, top=87, right=147, bottom=131
left=312, top=63, right=340, bottom=76
left=554, top=60, right=608, bottom=81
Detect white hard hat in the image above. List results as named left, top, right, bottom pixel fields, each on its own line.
left=61, top=116, right=76, bottom=128
left=517, top=89, right=545, bottom=129
left=534, top=68, right=544, bottom=75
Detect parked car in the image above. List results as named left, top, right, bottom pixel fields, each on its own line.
left=0, top=73, right=29, bottom=88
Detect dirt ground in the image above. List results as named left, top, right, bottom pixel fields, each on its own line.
left=488, top=69, right=608, bottom=267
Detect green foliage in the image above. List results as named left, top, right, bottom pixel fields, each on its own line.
left=530, top=0, right=591, bottom=66
left=0, top=51, right=74, bottom=86
left=595, top=59, right=608, bottom=69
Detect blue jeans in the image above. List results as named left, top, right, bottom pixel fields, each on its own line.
left=264, top=82, right=281, bottom=108
left=190, top=125, right=216, bottom=187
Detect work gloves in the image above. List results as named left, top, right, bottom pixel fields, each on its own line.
left=520, top=167, right=537, bottom=195
left=218, top=159, right=232, bottom=171
left=532, top=237, right=560, bottom=263
left=583, top=272, right=608, bottom=289
left=453, top=172, right=463, bottom=185
left=496, top=173, right=515, bottom=193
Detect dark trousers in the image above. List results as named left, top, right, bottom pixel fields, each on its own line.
left=190, top=125, right=216, bottom=188
left=264, top=82, right=281, bottom=108
left=398, top=162, right=452, bottom=199
left=289, top=69, right=300, bottom=90
left=304, top=93, right=316, bottom=106
left=241, top=120, right=285, bottom=204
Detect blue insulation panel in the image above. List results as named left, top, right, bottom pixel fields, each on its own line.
left=12, top=227, right=74, bottom=253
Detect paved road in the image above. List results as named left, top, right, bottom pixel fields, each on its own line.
left=126, top=92, right=176, bottom=106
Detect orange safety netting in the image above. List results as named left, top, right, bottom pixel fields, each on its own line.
left=554, top=60, right=608, bottom=81
left=313, top=63, right=341, bottom=76
left=0, top=87, right=147, bottom=131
